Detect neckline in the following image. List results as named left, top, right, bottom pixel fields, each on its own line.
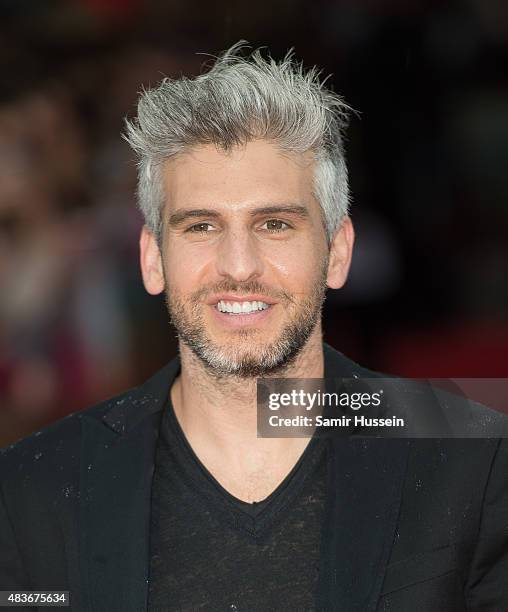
left=163, top=393, right=326, bottom=537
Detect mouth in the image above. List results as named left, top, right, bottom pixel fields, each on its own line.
left=215, top=299, right=272, bottom=315
left=206, top=295, right=276, bottom=327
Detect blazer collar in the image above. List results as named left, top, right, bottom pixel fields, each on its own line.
left=97, top=341, right=357, bottom=436
left=100, top=355, right=181, bottom=435
left=97, top=341, right=359, bottom=432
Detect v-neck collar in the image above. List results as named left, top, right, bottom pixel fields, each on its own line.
left=162, top=392, right=327, bottom=539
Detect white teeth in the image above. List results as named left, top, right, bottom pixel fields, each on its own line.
left=216, top=300, right=270, bottom=314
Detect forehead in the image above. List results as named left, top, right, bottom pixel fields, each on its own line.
left=161, top=140, right=317, bottom=213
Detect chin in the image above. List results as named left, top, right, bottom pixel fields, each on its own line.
left=185, top=330, right=312, bottom=379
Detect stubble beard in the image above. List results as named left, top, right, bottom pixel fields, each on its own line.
left=164, top=264, right=329, bottom=379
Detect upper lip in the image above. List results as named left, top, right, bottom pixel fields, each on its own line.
left=207, top=294, right=277, bottom=305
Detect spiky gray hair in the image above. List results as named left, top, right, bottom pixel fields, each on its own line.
left=124, top=41, right=352, bottom=244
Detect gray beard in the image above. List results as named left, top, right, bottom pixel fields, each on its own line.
left=164, top=270, right=328, bottom=379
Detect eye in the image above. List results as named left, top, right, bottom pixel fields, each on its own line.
left=187, top=222, right=215, bottom=233
left=261, top=219, right=291, bottom=233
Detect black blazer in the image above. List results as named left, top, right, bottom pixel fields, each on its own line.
left=1, top=344, right=507, bottom=611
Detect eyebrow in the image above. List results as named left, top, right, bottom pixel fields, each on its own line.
left=167, top=204, right=310, bottom=227
left=168, top=209, right=221, bottom=227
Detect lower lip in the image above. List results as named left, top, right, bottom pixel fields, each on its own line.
left=209, top=304, right=274, bottom=327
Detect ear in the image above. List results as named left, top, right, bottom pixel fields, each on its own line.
left=139, top=226, right=165, bottom=295
left=326, top=216, right=355, bottom=289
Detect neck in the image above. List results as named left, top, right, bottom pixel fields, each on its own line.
left=169, top=326, right=325, bottom=502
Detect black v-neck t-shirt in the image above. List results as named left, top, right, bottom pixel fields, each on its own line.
left=147, top=395, right=328, bottom=612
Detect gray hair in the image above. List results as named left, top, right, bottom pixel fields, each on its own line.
left=124, top=41, right=352, bottom=244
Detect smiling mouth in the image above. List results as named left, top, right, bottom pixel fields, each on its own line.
left=215, top=300, right=272, bottom=315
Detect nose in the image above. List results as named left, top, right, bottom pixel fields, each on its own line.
left=215, top=226, right=264, bottom=283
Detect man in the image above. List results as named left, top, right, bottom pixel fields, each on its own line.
left=1, top=43, right=507, bottom=611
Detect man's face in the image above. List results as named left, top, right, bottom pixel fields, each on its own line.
left=143, top=140, right=345, bottom=378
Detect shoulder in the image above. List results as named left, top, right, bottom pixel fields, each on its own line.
left=323, top=342, right=508, bottom=438
left=0, top=356, right=179, bottom=482
left=0, top=388, right=134, bottom=495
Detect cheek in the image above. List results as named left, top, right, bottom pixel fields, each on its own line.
left=164, top=248, right=199, bottom=288
left=264, top=242, right=324, bottom=286
left=164, top=244, right=215, bottom=290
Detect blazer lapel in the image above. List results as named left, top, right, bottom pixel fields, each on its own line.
left=319, top=343, right=411, bottom=611
left=79, top=358, right=180, bottom=612
left=318, top=437, right=410, bottom=612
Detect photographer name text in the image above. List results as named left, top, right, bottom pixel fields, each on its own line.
left=266, top=390, right=405, bottom=429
